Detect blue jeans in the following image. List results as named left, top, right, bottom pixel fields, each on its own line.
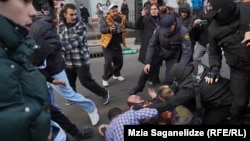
left=49, top=70, right=96, bottom=113
left=47, top=84, right=60, bottom=109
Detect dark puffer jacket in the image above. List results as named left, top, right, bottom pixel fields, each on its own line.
left=29, top=15, right=65, bottom=83
left=0, top=15, right=50, bottom=141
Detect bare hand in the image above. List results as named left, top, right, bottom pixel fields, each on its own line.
left=47, top=131, right=52, bottom=141
left=204, top=76, right=219, bottom=84
left=206, top=43, right=209, bottom=48
left=193, top=19, right=201, bottom=26
left=141, top=10, right=147, bottom=16
left=52, top=79, right=66, bottom=87
left=144, top=64, right=150, bottom=74
left=98, top=124, right=108, bottom=136
left=204, top=77, right=214, bottom=84
left=110, top=27, right=115, bottom=33
left=241, top=31, right=250, bottom=47
left=147, top=88, right=157, bottom=99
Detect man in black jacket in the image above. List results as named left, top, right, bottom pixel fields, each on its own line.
left=149, top=61, right=232, bottom=124
left=79, top=4, right=90, bottom=24
left=204, top=0, right=250, bottom=124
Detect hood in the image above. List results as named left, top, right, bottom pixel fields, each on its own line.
left=178, top=2, right=191, bottom=16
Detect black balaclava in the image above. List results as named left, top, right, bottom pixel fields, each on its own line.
left=213, top=2, right=237, bottom=26
left=170, top=63, right=192, bottom=83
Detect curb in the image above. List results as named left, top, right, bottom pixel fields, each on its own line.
left=88, top=37, right=140, bottom=58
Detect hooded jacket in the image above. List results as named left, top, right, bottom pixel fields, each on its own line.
left=0, top=15, right=50, bottom=141
left=178, top=2, right=195, bottom=34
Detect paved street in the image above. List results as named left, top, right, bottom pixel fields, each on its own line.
left=55, top=37, right=230, bottom=141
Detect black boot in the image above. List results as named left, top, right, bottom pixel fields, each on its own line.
left=127, top=87, right=143, bottom=95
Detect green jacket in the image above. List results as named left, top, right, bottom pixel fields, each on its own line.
left=0, top=15, right=50, bottom=141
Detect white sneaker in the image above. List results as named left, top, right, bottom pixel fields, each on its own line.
left=102, top=80, right=109, bottom=87
left=112, top=75, right=125, bottom=81
left=88, top=108, right=99, bottom=126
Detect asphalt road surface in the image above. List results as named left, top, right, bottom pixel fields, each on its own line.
left=55, top=52, right=230, bottom=141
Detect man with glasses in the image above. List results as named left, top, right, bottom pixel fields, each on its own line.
left=100, top=4, right=134, bottom=87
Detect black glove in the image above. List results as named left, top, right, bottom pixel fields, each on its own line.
left=206, top=67, right=220, bottom=81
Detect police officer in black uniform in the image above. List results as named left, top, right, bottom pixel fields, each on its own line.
left=204, top=0, right=250, bottom=124
left=128, top=13, right=192, bottom=95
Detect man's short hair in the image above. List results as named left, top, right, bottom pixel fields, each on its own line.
left=63, top=3, right=76, bottom=13
left=108, top=107, right=122, bottom=121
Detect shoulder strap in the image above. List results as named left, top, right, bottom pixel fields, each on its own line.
left=190, top=61, right=207, bottom=114
left=192, top=73, right=202, bottom=113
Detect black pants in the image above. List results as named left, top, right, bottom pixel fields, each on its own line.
left=82, top=16, right=89, bottom=23
left=134, top=55, right=179, bottom=91
left=65, top=64, right=107, bottom=98
left=203, top=105, right=231, bottom=124
left=50, top=104, right=79, bottom=139
left=102, top=47, right=123, bottom=80
left=229, top=67, right=250, bottom=124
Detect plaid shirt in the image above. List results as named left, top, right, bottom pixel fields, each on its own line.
left=105, top=108, right=158, bottom=141
left=58, top=20, right=90, bottom=68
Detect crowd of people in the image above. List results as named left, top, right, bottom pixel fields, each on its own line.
left=1, top=0, right=250, bottom=141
